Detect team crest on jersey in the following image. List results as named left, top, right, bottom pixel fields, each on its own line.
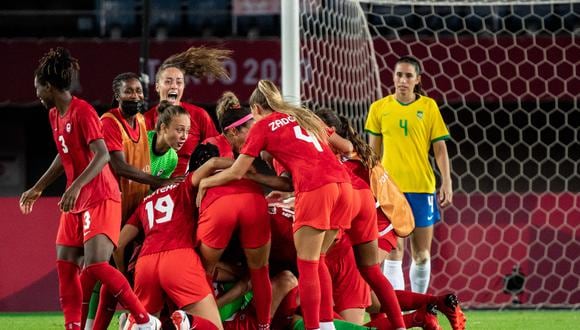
left=416, top=111, right=424, bottom=119
left=66, top=122, right=72, bottom=133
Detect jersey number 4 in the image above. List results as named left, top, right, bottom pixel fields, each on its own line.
left=144, top=195, right=175, bottom=229
left=293, top=126, right=322, bottom=152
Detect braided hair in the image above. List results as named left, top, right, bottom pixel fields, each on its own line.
left=34, top=47, right=79, bottom=90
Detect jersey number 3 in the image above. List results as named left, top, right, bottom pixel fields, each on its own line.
left=145, top=195, right=175, bottom=229
left=58, top=135, right=69, bottom=153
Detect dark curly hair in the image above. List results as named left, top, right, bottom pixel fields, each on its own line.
left=34, top=47, right=79, bottom=90
left=188, top=143, right=219, bottom=172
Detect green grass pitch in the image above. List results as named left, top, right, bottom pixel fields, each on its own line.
left=0, top=310, right=578, bottom=329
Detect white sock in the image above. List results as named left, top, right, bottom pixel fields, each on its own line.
left=84, top=319, right=94, bottom=330
left=320, top=321, right=335, bottom=330
left=410, top=260, right=431, bottom=294
left=382, top=260, right=405, bottom=290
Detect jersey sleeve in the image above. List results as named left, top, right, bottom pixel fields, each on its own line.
left=101, top=116, right=124, bottom=152
left=273, top=158, right=289, bottom=176
left=77, top=105, right=105, bottom=147
left=428, top=99, right=451, bottom=143
left=125, top=208, right=142, bottom=229
left=240, top=122, right=267, bottom=158
left=365, top=100, right=382, bottom=136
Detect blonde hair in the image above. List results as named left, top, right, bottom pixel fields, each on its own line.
left=156, top=46, right=231, bottom=82
left=249, top=80, right=328, bottom=143
left=215, top=91, right=241, bottom=122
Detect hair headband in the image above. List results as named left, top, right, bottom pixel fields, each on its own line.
left=224, top=113, right=253, bottom=131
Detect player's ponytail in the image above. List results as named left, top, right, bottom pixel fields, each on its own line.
left=339, top=115, right=380, bottom=169
left=250, top=80, right=328, bottom=144
left=216, top=91, right=253, bottom=133
left=156, top=46, right=231, bottom=83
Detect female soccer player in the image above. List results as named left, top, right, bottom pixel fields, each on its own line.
left=19, top=47, right=159, bottom=330
left=144, top=46, right=229, bottom=176
left=198, top=92, right=281, bottom=329
left=365, top=56, right=453, bottom=294
left=316, top=108, right=404, bottom=330
left=148, top=100, right=190, bottom=179
left=196, top=80, right=353, bottom=330
left=96, top=72, right=184, bottom=329
left=103, top=72, right=183, bottom=222
left=113, top=155, right=235, bottom=330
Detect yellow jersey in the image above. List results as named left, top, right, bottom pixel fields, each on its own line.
left=365, top=94, right=450, bottom=193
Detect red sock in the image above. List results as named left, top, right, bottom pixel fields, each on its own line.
left=359, top=264, right=405, bottom=329
left=79, top=269, right=97, bottom=329
left=93, top=284, right=117, bottom=330
left=56, top=260, right=82, bottom=330
left=369, top=312, right=387, bottom=321
left=188, top=314, right=219, bottom=330
left=84, top=262, right=149, bottom=324
left=318, top=254, right=334, bottom=322
left=365, top=315, right=393, bottom=329
left=250, top=265, right=272, bottom=327
left=403, top=311, right=422, bottom=328
left=273, top=286, right=298, bottom=327
left=297, top=258, right=321, bottom=329
left=395, top=290, right=437, bottom=310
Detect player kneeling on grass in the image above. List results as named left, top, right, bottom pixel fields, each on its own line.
left=113, top=152, right=239, bottom=330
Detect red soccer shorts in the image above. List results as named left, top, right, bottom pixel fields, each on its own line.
left=326, top=237, right=371, bottom=313
left=346, top=188, right=379, bottom=246
left=377, top=209, right=397, bottom=253
left=56, top=199, right=121, bottom=247
left=198, top=192, right=270, bottom=249
left=134, top=248, right=212, bottom=312
left=294, top=182, right=353, bottom=232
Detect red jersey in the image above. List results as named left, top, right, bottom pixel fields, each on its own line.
left=268, top=202, right=297, bottom=266
left=101, top=108, right=143, bottom=151
left=49, top=97, right=120, bottom=213
left=343, top=158, right=371, bottom=186
left=342, top=158, right=370, bottom=190
left=199, top=135, right=264, bottom=212
left=241, top=112, right=350, bottom=193
left=203, top=134, right=234, bottom=159
left=144, top=102, right=219, bottom=176
left=126, top=172, right=197, bottom=256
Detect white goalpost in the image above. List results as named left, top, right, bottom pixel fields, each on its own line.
left=284, top=0, right=580, bottom=309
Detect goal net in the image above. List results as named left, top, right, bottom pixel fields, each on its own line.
left=299, top=0, right=579, bottom=308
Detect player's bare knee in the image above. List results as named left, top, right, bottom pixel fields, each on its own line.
left=412, top=251, right=430, bottom=265
left=274, top=270, right=298, bottom=291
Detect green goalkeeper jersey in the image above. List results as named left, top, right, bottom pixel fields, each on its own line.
left=148, top=130, right=178, bottom=179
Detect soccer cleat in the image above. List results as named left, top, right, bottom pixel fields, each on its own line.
left=408, top=304, right=442, bottom=330
left=171, top=310, right=191, bottom=330
left=119, top=312, right=131, bottom=330
left=422, top=304, right=443, bottom=330
left=436, top=294, right=466, bottom=330
left=135, top=314, right=162, bottom=330
left=121, top=313, right=162, bottom=330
